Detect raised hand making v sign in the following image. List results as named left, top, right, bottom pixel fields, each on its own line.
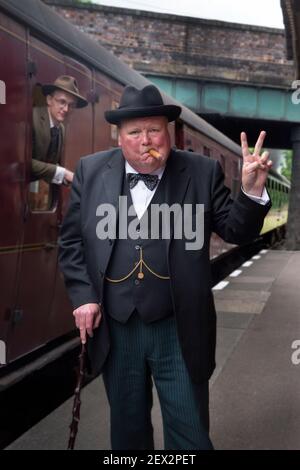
left=241, top=131, right=273, bottom=197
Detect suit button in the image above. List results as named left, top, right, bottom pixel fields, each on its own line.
left=109, top=240, right=113, bottom=245
left=135, top=279, right=140, bottom=285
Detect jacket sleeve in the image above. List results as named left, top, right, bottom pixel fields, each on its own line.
left=58, top=159, right=99, bottom=309
left=211, top=160, right=271, bottom=244
left=31, top=158, right=57, bottom=183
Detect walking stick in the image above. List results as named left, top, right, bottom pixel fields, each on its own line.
left=67, top=342, right=86, bottom=450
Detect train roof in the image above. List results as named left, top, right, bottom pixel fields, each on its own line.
left=0, top=0, right=290, bottom=187
left=0, top=0, right=242, bottom=156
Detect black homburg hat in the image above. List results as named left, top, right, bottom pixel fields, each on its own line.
left=105, top=84, right=181, bottom=124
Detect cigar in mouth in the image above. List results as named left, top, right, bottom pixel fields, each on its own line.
left=148, top=149, right=161, bottom=159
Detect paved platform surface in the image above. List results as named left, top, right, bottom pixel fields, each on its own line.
left=6, top=250, right=300, bottom=450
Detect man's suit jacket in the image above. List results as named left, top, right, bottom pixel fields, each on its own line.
left=31, top=106, right=64, bottom=183
left=59, top=148, right=271, bottom=383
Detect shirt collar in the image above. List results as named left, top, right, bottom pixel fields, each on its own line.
left=48, top=109, right=58, bottom=129
left=125, top=160, right=165, bottom=179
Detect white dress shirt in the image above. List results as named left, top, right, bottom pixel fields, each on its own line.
left=242, top=186, right=269, bottom=205
left=125, top=161, right=165, bottom=220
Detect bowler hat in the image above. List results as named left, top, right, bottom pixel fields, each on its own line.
left=105, top=85, right=181, bottom=124
left=42, top=75, right=88, bottom=108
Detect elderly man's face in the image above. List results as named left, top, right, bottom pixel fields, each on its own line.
left=118, top=116, right=171, bottom=173
left=46, top=90, right=77, bottom=125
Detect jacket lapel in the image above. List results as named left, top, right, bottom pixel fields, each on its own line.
left=35, top=107, right=64, bottom=162
left=32, top=107, right=51, bottom=161
left=101, top=149, right=125, bottom=213
left=93, top=150, right=125, bottom=275
left=39, top=107, right=51, bottom=160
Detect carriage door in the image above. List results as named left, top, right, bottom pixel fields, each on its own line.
left=7, top=38, right=65, bottom=362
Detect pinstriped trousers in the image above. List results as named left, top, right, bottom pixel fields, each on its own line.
left=102, top=312, right=213, bottom=450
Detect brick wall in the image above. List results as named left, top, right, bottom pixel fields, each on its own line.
left=44, top=0, right=294, bottom=87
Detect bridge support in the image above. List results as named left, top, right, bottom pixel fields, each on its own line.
left=286, top=126, right=300, bottom=249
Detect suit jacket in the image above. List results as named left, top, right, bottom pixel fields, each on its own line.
left=31, top=106, right=65, bottom=183
left=58, top=148, right=271, bottom=383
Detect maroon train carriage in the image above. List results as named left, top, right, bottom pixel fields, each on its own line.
left=0, top=0, right=289, bottom=382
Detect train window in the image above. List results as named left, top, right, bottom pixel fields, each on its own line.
left=233, top=161, right=239, bottom=178
left=203, top=146, right=211, bottom=157
left=110, top=100, right=119, bottom=141
left=111, top=125, right=118, bottom=142
left=232, top=179, right=239, bottom=199
left=231, top=161, right=240, bottom=199
left=220, top=155, right=226, bottom=172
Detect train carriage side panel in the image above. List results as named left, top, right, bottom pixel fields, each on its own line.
left=5, top=33, right=67, bottom=362
left=0, top=12, right=28, bottom=364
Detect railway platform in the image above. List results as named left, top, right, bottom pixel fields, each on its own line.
left=6, top=249, right=300, bottom=450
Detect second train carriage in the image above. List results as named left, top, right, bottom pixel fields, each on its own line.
left=0, top=0, right=289, bottom=377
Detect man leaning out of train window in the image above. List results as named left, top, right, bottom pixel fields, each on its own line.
left=31, top=75, right=88, bottom=186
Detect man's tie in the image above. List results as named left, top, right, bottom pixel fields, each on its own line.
left=47, top=126, right=60, bottom=157
left=127, top=173, right=159, bottom=191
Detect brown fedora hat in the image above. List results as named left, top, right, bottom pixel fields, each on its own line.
left=105, top=85, right=181, bottom=124
left=42, top=75, right=88, bottom=108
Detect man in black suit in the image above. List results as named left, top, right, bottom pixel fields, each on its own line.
left=59, top=84, right=271, bottom=450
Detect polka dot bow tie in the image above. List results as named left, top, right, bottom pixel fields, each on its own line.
left=127, top=173, right=159, bottom=191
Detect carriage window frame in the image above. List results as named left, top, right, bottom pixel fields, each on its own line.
left=203, top=146, right=211, bottom=158
left=220, top=154, right=226, bottom=173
